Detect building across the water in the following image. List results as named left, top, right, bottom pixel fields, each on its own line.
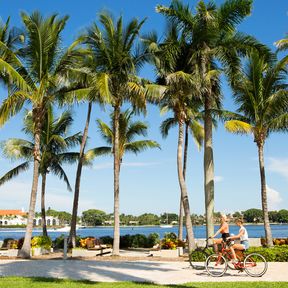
left=0, top=209, right=59, bottom=226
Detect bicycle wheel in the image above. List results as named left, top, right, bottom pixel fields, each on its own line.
left=189, top=249, right=209, bottom=270
left=205, top=254, right=227, bottom=277
left=244, top=253, right=268, bottom=277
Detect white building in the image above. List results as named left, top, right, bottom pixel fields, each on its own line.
left=0, top=209, right=59, bottom=226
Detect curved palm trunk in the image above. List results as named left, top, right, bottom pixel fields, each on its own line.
left=204, top=96, right=215, bottom=239
left=69, top=102, right=92, bottom=247
left=19, top=112, right=41, bottom=258
left=112, top=106, right=121, bottom=256
left=41, top=173, right=48, bottom=237
left=177, top=120, right=196, bottom=252
left=257, top=142, right=273, bottom=247
left=178, top=123, right=189, bottom=240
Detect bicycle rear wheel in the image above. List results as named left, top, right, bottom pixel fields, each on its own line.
left=244, top=253, right=268, bottom=277
left=189, top=249, right=209, bottom=270
left=205, top=254, right=227, bottom=277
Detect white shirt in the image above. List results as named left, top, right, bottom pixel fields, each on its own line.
left=239, top=226, right=249, bottom=241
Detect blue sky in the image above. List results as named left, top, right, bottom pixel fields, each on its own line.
left=0, top=0, right=288, bottom=216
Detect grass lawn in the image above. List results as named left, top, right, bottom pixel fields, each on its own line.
left=0, top=278, right=288, bottom=288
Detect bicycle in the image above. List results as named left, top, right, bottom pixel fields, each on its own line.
left=189, top=238, right=214, bottom=270
left=205, top=240, right=268, bottom=277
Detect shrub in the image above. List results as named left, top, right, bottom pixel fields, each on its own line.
left=131, top=234, right=148, bottom=248
left=3, top=238, right=18, bottom=249
left=100, top=236, right=113, bottom=246
left=17, top=237, right=24, bottom=249
left=53, top=234, right=66, bottom=249
left=147, top=233, right=160, bottom=247
left=31, top=236, right=52, bottom=249
left=120, top=234, right=133, bottom=248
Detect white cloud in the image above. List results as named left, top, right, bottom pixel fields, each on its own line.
left=267, top=185, right=283, bottom=210
left=267, top=157, right=288, bottom=179
left=214, top=176, right=224, bottom=183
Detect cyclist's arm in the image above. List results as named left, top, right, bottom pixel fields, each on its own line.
left=212, top=223, right=226, bottom=238
left=227, top=229, right=244, bottom=240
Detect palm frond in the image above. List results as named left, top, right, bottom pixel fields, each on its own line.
left=225, top=120, right=252, bottom=134
left=0, top=162, right=30, bottom=186
left=160, top=117, right=177, bottom=138
left=96, top=119, right=113, bottom=145
left=50, top=163, right=72, bottom=191
left=124, top=140, right=160, bottom=155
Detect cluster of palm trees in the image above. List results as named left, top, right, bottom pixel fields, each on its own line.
left=0, top=0, right=288, bottom=258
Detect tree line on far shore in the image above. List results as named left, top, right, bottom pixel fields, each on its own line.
left=30, top=208, right=288, bottom=226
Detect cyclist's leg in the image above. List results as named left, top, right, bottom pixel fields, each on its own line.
left=213, top=238, right=222, bottom=253
left=231, top=244, right=244, bottom=261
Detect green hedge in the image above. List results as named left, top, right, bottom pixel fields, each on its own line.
left=190, top=246, right=288, bottom=262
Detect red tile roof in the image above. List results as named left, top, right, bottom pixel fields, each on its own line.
left=0, top=210, right=26, bottom=216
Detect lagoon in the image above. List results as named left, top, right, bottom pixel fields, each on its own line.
left=0, top=224, right=287, bottom=240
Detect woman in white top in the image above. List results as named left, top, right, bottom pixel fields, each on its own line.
left=227, top=218, right=249, bottom=262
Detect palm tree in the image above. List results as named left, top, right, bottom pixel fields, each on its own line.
left=144, top=23, right=204, bottom=251
left=225, top=51, right=288, bottom=247
left=156, top=0, right=268, bottom=238
left=82, top=12, right=147, bottom=255
left=0, top=108, right=81, bottom=236
left=160, top=111, right=204, bottom=240
left=0, top=12, right=81, bottom=257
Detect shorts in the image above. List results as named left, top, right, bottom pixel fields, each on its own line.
left=240, top=240, right=249, bottom=250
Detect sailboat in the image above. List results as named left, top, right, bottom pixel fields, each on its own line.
left=160, top=213, right=173, bottom=228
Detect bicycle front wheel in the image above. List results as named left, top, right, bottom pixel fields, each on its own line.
left=205, top=254, right=227, bottom=277
left=244, top=253, right=268, bottom=277
left=189, top=249, right=209, bottom=270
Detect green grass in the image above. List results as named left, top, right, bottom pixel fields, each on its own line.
left=0, top=278, right=288, bottom=288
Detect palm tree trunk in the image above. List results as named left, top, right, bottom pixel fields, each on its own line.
left=112, top=105, right=121, bottom=256
left=41, top=173, right=48, bottom=237
left=69, top=102, right=92, bottom=247
left=257, top=142, right=273, bottom=247
left=177, top=120, right=196, bottom=252
left=19, top=112, right=41, bottom=258
left=178, top=123, right=189, bottom=240
left=204, top=96, right=215, bottom=239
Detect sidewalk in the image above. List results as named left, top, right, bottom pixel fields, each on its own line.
left=1, top=260, right=288, bottom=284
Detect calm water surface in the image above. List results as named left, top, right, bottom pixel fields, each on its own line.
left=0, top=224, right=287, bottom=240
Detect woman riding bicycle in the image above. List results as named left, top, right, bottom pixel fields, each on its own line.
left=227, top=218, right=249, bottom=262
left=212, top=213, right=230, bottom=252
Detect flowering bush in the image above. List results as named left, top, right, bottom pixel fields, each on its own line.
left=161, top=232, right=182, bottom=250
left=31, top=236, right=52, bottom=249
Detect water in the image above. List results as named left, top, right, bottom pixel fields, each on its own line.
left=0, top=224, right=287, bottom=240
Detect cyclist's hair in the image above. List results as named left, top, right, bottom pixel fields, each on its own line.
left=220, top=213, right=227, bottom=220
left=235, top=218, right=244, bottom=224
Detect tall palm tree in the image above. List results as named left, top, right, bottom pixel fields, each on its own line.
left=156, top=0, right=269, bottom=238
left=0, top=109, right=81, bottom=236
left=0, top=12, right=81, bottom=257
left=82, top=13, right=147, bottom=255
left=160, top=112, right=204, bottom=240
left=225, top=51, right=288, bottom=247
left=144, top=24, right=203, bottom=251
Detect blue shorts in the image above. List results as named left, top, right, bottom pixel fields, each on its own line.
left=240, top=240, right=249, bottom=250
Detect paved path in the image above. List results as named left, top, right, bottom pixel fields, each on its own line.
left=1, top=260, right=288, bottom=284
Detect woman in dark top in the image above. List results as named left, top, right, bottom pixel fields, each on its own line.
left=212, top=213, right=230, bottom=252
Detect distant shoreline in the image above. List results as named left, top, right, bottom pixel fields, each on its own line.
left=0, top=222, right=287, bottom=229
